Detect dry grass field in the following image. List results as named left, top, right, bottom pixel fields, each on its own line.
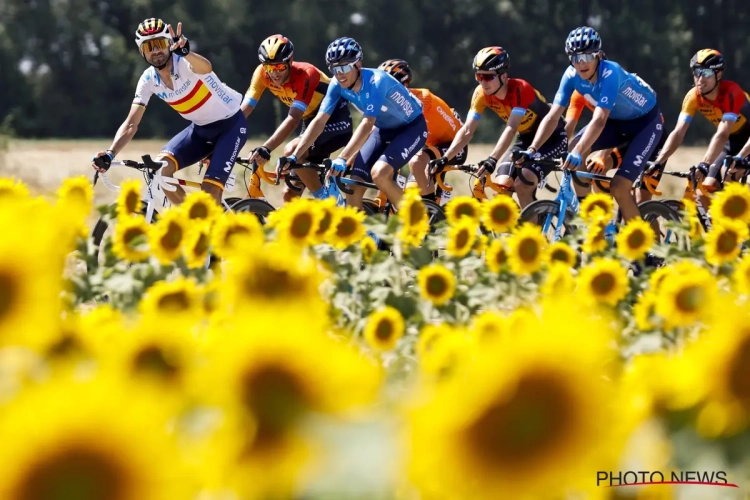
left=0, top=138, right=705, bottom=224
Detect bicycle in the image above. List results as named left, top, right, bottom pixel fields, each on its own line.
left=517, top=157, right=681, bottom=242
left=89, top=154, right=243, bottom=268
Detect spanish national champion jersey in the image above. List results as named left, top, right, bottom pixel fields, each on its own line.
left=554, top=60, right=658, bottom=121
left=320, top=68, right=423, bottom=130
left=468, top=78, right=552, bottom=135
left=409, top=88, right=461, bottom=146
left=132, top=54, right=242, bottom=127
left=243, top=62, right=330, bottom=120
left=679, top=80, right=750, bottom=134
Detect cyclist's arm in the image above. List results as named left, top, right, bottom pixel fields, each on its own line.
left=107, top=105, right=146, bottom=157
left=488, top=113, right=524, bottom=161
left=571, top=106, right=610, bottom=156
left=338, top=116, right=376, bottom=163
left=702, top=119, right=733, bottom=165
left=529, top=104, right=565, bottom=151
left=443, top=117, right=478, bottom=160
left=564, top=117, right=579, bottom=141
left=184, top=52, right=212, bottom=74
left=653, top=118, right=690, bottom=164
left=263, top=107, right=304, bottom=152
left=241, top=66, right=266, bottom=118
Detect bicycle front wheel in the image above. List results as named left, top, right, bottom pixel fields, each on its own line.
left=230, top=198, right=276, bottom=224
left=519, top=200, right=575, bottom=241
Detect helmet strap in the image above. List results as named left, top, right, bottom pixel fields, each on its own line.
left=346, top=68, right=361, bottom=90
left=700, top=70, right=721, bottom=97
left=587, top=59, right=601, bottom=83
left=490, top=73, right=505, bottom=96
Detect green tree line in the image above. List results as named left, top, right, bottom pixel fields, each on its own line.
left=1, top=0, right=747, bottom=143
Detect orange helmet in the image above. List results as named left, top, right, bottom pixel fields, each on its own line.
left=473, top=47, right=509, bottom=73
left=690, top=49, right=724, bottom=71
left=258, top=34, right=294, bottom=64
left=378, top=59, right=412, bottom=85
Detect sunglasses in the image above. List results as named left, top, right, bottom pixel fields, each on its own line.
left=475, top=73, right=498, bottom=82
left=329, top=63, right=357, bottom=75
left=141, top=38, right=169, bottom=53
left=264, top=63, right=288, bottom=73
left=693, top=67, right=716, bottom=79
left=569, top=52, right=599, bottom=65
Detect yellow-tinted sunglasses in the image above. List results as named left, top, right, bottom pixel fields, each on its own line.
left=141, top=38, right=170, bottom=54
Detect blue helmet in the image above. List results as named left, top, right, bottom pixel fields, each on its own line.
left=326, top=37, right=363, bottom=67
left=565, top=27, right=602, bottom=55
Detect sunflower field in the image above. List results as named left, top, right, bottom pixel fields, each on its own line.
left=5, top=173, right=750, bottom=499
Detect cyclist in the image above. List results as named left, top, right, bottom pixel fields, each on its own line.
left=277, top=37, right=427, bottom=210
left=565, top=88, right=667, bottom=203
left=651, top=49, right=750, bottom=195
left=241, top=34, right=353, bottom=202
left=430, top=46, right=568, bottom=209
left=522, top=26, right=662, bottom=222
left=91, top=18, right=247, bottom=206
left=378, top=58, right=466, bottom=202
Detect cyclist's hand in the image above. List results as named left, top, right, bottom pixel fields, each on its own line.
left=645, top=161, right=663, bottom=175
left=586, top=157, right=606, bottom=174
left=695, top=162, right=710, bottom=184
left=476, top=156, right=497, bottom=177
left=249, top=146, right=272, bottom=166
left=91, top=151, right=114, bottom=173
left=428, top=156, right=448, bottom=176
left=514, top=149, right=535, bottom=165
left=276, top=154, right=297, bottom=177
left=563, top=151, right=583, bottom=170
left=168, top=23, right=190, bottom=56
left=329, top=157, right=347, bottom=178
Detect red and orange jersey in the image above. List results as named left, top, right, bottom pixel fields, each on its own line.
left=565, top=90, right=595, bottom=121
left=244, top=61, right=330, bottom=119
left=468, top=78, right=551, bottom=135
left=409, top=88, right=461, bottom=146
left=680, top=80, right=750, bottom=134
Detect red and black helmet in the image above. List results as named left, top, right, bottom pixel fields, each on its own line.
left=378, top=59, right=413, bottom=85
left=258, top=34, right=294, bottom=65
left=690, top=49, right=725, bottom=72
left=473, top=47, right=510, bottom=73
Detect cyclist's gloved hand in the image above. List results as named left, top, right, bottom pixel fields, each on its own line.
left=276, top=154, right=297, bottom=175
left=696, top=161, right=710, bottom=179
left=168, top=24, right=191, bottom=56
left=250, top=146, right=272, bottom=165
left=645, top=161, right=664, bottom=175
left=331, top=157, right=347, bottom=176
left=428, top=156, right=448, bottom=175
left=586, top=156, right=606, bottom=174
left=514, top=149, right=536, bottom=164
left=91, top=150, right=114, bottom=172
left=564, top=151, right=583, bottom=169
left=732, top=155, right=750, bottom=168
left=477, top=156, right=497, bottom=177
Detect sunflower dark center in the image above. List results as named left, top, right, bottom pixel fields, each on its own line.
left=0, top=271, right=17, bottom=320
left=160, top=221, right=183, bottom=251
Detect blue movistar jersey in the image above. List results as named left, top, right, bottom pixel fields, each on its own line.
left=319, top=68, right=423, bottom=129
left=553, top=60, right=657, bottom=121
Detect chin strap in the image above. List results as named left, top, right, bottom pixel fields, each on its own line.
left=346, top=68, right=361, bottom=90
left=699, top=74, right=721, bottom=97
left=587, top=59, right=601, bottom=83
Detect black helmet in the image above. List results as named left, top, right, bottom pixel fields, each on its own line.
left=690, top=49, right=724, bottom=71
left=378, top=59, right=412, bottom=85
left=258, top=34, right=294, bottom=64
left=565, top=27, right=602, bottom=55
left=325, top=37, right=363, bottom=67
left=473, top=47, right=510, bottom=73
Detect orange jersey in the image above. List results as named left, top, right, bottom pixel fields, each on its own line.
left=244, top=61, right=329, bottom=119
left=409, top=88, right=461, bottom=146
left=565, top=90, right=595, bottom=121
left=680, top=80, right=750, bottom=134
left=468, top=78, right=551, bottom=135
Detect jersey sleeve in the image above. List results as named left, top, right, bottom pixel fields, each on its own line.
left=510, top=79, right=536, bottom=117
left=132, top=71, right=153, bottom=108
left=363, top=72, right=387, bottom=118
left=468, top=86, right=486, bottom=121
left=679, top=88, right=698, bottom=123
left=565, top=91, right=586, bottom=121
left=319, top=78, right=343, bottom=115
left=243, top=65, right=267, bottom=108
left=553, top=67, right=577, bottom=108
left=595, top=62, right=618, bottom=111
left=290, top=65, right=321, bottom=114
left=722, top=82, right=747, bottom=122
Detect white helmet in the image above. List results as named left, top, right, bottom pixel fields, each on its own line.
left=134, top=18, right=170, bottom=48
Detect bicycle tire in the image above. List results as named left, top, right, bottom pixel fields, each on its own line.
left=89, top=201, right=156, bottom=272
left=638, top=200, right=682, bottom=223
left=230, top=198, right=276, bottom=224
left=423, top=199, right=447, bottom=231
left=519, top=200, right=575, bottom=237
left=224, top=197, right=243, bottom=210
left=660, top=199, right=684, bottom=214
left=362, top=198, right=382, bottom=217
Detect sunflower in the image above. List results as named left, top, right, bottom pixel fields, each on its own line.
left=0, top=177, right=30, bottom=201
left=183, top=222, right=212, bottom=269
left=0, top=377, right=190, bottom=500
left=112, top=214, right=150, bottom=263
left=398, top=189, right=431, bottom=247
left=633, top=290, right=659, bottom=331
left=733, top=253, right=750, bottom=295
left=710, top=182, right=750, bottom=223
left=615, top=217, right=656, bottom=260
left=416, top=323, right=454, bottom=358
left=445, top=196, right=482, bottom=227
left=363, top=306, right=405, bottom=351
left=417, top=264, right=456, bottom=306
left=408, top=308, right=627, bottom=499
left=446, top=219, right=477, bottom=258
left=655, top=263, right=717, bottom=328
left=581, top=218, right=609, bottom=254
left=419, top=329, right=477, bottom=383
left=546, top=241, right=577, bottom=267
left=704, top=217, right=749, bottom=266
left=138, top=277, right=202, bottom=325
left=56, top=175, right=93, bottom=217
left=116, top=178, right=142, bottom=216
left=181, top=190, right=222, bottom=223
left=360, top=236, right=378, bottom=263
left=579, top=193, right=614, bottom=222
left=148, top=207, right=189, bottom=264
left=470, top=310, right=506, bottom=345
left=328, top=205, right=367, bottom=249
left=272, top=198, right=323, bottom=248
left=541, top=263, right=575, bottom=296
left=310, top=197, right=337, bottom=245
left=506, top=223, right=548, bottom=275
left=473, top=234, right=488, bottom=255
left=481, top=195, right=519, bottom=233
left=577, top=258, right=629, bottom=306
left=485, top=238, right=508, bottom=274
left=210, top=211, right=264, bottom=259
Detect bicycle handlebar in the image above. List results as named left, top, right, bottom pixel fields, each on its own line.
left=91, top=154, right=170, bottom=192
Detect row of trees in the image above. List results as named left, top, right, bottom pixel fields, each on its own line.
left=1, top=0, right=748, bottom=143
